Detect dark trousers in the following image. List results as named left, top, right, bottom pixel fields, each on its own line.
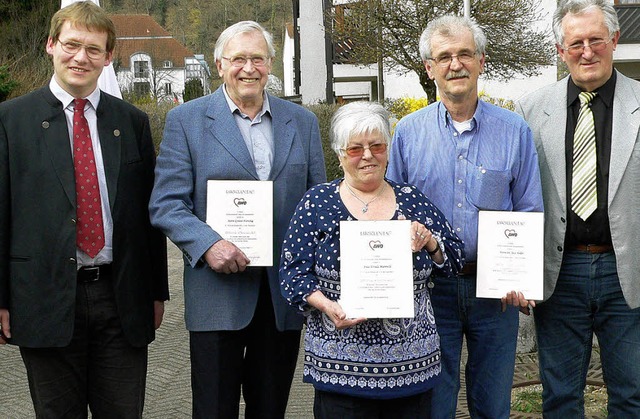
left=313, top=389, right=432, bottom=419
left=190, top=271, right=301, bottom=419
left=20, top=277, right=148, bottom=419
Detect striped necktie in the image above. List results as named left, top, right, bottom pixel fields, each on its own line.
left=571, top=91, right=597, bottom=221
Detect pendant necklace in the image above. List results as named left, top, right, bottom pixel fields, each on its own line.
left=343, top=180, right=386, bottom=213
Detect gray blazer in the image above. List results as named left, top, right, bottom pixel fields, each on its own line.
left=516, top=71, right=640, bottom=309
left=149, top=87, right=326, bottom=331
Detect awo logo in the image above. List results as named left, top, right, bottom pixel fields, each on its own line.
left=369, top=240, right=384, bottom=250
left=233, top=197, right=247, bottom=207
left=504, top=229, right=518, bottom=238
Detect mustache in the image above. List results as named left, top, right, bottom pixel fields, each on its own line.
left=445, top=69, right=470, bottom=80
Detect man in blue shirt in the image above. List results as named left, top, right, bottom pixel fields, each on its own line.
left=387, top=15, right=543, bottom=418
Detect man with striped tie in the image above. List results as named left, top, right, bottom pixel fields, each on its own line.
left=516, top=0, right=640, bottom=416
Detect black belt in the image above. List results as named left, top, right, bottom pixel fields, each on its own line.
left=569, top=244, right=614, bottom=254
left=458, top=262, right=477, bottom=276
left=77, top=264, right=112, bottom=282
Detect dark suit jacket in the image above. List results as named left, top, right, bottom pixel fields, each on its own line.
left=0, top=86, right=169, bottom=348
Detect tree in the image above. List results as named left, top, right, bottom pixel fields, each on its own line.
left=183, top=78, right=204, bottom=102
left=329, top=0, right=556, bottom=101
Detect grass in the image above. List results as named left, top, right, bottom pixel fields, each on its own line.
left=511, top=384, right=608, bottom=416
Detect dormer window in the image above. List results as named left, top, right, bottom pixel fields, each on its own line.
left=163, top=60, right=173, bottom=68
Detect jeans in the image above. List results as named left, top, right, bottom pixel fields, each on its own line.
left=429, top=274, right=518, bottom=419
left=534, top=250, right=640, bottom=418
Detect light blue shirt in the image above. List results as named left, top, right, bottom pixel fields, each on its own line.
left=222, top=85, right=274, bottom=180
left=387, top=100, right=543, bottom=261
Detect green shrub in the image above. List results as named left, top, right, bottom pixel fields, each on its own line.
left=306, top=103, right=342, bottom=181
left=130, top=100, right=178, bottom=154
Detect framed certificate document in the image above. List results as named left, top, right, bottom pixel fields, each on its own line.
left=339, top=220, right=414, bottom=318
left=206, top=180, right=273, bottom=266
left=476, top=211, right=544, bottom=300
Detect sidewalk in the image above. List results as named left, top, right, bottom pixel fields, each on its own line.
left=0, top=241, right=604, bottom=418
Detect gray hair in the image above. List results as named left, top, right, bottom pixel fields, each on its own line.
left=331, top=102, right=391, bottom=156
left=419, top=15, right=487, bottom=61
left=214, top=21, right=276, bottom=61
left=553, top=0, right=619, bottom=46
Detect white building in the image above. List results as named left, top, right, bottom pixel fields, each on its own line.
left=110, top=14, right=211, bottom=103
left=286, top=0, right=640, bottom=104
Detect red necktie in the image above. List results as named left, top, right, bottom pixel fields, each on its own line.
left=73, top=98, right=105, bottom=258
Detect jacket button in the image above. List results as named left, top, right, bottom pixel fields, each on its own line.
left=557, top=246, right=563, bottom=252
left=71, top=218, right=76, bottom=224
left=69, top=258, right=76, bottom=264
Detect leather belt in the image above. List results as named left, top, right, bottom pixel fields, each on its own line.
left=569, top=244, right=614, bottom=254
left=458, top=262, right=477, bottom=276
left=77, top=264, right=112, bottom=282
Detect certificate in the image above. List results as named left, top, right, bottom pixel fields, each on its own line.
left=476, top=211, right=544, bottom=300
left=339, top=220, right=414, bottom=318
left=206, top=180, right=273, bottom=266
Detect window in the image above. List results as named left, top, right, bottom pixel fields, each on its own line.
left=615, top=0, right=640, bottom=3
left=134, top=61, right=149, bottom=78
left=133, top=82, right=150, bottom=97
left=164, top=83, right=172, bottom=94
left=163, top=60, right=173, bottom=68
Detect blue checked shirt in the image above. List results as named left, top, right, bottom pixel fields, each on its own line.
left=387, top=100, right=543, bottom=261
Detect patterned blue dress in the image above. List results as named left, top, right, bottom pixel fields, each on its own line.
left=280, top=178, right=464, bottom=399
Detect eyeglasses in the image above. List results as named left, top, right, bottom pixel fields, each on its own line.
left=58, top=40, right=107, bottom=60
left=428, top=52, right=477, bottom=67
left=342, top=143, right=388, bottom=157
left=562, top=38, right=612, bottom=56
left=222, top=56, right=269, bottom=67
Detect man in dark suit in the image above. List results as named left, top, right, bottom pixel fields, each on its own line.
left=149, top=21, right=326, bottom=419
left=516, top=0, right=640, bottom=416
left=0, top=2, right=169, bottom=418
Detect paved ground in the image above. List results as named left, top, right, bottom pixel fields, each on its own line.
left=0, top=241, right=605, bottom=418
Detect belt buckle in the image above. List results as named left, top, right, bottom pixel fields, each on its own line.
left=84, top=266, right=100, bottom=281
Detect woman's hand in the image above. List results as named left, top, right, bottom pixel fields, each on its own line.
left=410, top=221, right=444, bottom=263
left=306, top=290, right=367, bottom=330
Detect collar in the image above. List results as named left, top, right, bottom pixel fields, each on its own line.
left=567, top=69, right=617, bottom=108
left=49, top=77, right=101, bottom=111
left=222, top=84, right=271, bottom=120
left=437, top=99, right=482, bottom=131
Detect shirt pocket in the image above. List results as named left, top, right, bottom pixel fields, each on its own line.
left=467, top=167, right=511, bottom=210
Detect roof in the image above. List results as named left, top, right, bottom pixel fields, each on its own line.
left=616, top=5, right=640, bottom=43
left=109, top=14, right=194, bottom=67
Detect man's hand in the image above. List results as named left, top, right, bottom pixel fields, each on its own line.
left=0, top=309, right=11, bottom=344
left=204, top=240, right=250, bottom=274
left=501, top=290, right=536, bottom=315
left=153, top=301, right=165, bottom=330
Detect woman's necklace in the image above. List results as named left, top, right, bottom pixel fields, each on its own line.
left=343, top=180, right=386, bottom=213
